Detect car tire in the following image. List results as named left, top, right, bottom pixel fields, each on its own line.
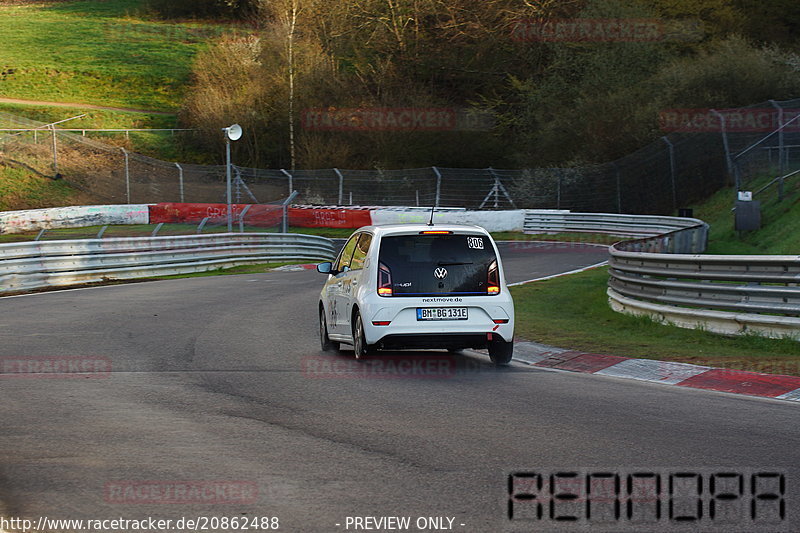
left=319, top=307, right=339, bottom=352
left=488, top=338, right=513, bottom=366
left=352, top=312, right=374, bottom=360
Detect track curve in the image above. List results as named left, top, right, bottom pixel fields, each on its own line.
left=0, top=242, right=797, bottom=532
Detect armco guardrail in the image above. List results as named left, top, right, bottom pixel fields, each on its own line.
left=523, top=211, right=704, bottom=238
left=607, top=221, right=800, bottom=339
left=0, top=233, right=336, bottom=293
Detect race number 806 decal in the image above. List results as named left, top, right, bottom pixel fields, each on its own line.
left=467, top=237, right=484, bottom=250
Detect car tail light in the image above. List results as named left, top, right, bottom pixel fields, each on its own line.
left=493, top=319, right=509, bottom=324
left=372, top=321, right=391, bottom=326
left=487, top=260, right=500, bottom=295
left=419, top=230, right=453, bottom=235
left=378, top=262, right=392, bottom=296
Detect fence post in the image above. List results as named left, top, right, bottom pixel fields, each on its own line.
left=280, top=169, right=293, bottom=197
left=710, top=109, right=736, bottom=189
left=49, top=125, right=58, bottom=176
left=770, top=100, right=785, bottom=200
left=174, top=162, right=184, bottom=203
left=661, top=136, right=677, bottom=212
left=493, top=169, right=499, bottom=208
left=432, top=166, right=442, bottom=207
left=121, top=148, right=130, bottom=204
left=557, top=170, right=562, bottom=210
left=334, top=168, right=344, bottom=205
left=613, top=163, right=622, bottom=213
left=769, top=100, right=786, bottom=176
left=282, top=190, right=299, bottom=233
left=238, top=204, right=252, bottom=233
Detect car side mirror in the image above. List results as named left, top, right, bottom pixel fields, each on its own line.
left=317, top=262, right=333, bottom=274
left=341, top=265, right=350, bottom=273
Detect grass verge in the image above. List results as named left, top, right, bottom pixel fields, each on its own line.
left=0, top=163, right=96, bottom=211
left=0, top=0, right=233, bottom=111
left=693, top=177, right=800, bottom=255
left=511, top=266, right=800, bottom=375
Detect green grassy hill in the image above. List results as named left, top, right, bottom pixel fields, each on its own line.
left=694, top=178, right=800, bottom=255
left=0, top=0, right=230, bottom=197
left=0, top=162, right=94, bottom=211
left=0, top=0, right=224, bottom=112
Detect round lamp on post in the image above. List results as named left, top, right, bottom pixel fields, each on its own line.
left=222, top=124, right=243, bottom=232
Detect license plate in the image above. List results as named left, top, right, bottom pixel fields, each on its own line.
left=416, top=307, right=468, bottom=321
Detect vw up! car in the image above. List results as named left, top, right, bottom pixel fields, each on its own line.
left=316, top=224, right=514, bottom=365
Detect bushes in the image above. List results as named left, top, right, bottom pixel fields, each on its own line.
left=145, top=0, right=257, bottom=20
left=176, top=0, right=800, bottom=176
left=650, top=37, right=800, bottom=108
left=515, top=33, right=800, bottom=167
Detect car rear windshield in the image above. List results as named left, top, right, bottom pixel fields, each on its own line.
left=378, top=233, right=498, bottom=296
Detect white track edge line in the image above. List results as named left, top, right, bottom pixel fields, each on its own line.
left=508, top=260, right=609, bottom=287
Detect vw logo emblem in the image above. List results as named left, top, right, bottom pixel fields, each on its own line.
left=434, top=267, right=448, bottom=280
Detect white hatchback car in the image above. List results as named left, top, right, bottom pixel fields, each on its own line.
left=316, top=224, right=515, bottom=365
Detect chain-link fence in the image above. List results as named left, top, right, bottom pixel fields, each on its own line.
left=1, top=98, right=799, bottom=214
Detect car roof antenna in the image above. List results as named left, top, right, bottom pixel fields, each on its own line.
left=427, top=204, right=435, bottom=226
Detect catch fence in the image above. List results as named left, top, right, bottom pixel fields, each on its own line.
left=1, top=98, right=798, bottom=213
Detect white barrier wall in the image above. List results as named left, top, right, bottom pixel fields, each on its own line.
left=0, top=205, right=150, bottom=234
left=370, top=209, right=527, bottom=232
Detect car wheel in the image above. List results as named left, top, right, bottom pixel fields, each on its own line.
left=352, top=312, right=373, bottom=360
left=488, top=338, right=513, bottom=366
left=319, top=307, right=339, bottom=352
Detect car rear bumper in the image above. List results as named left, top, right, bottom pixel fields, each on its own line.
left=374, top=332, right=510, bottom=350
left=357, top=289, right=515, bottom=347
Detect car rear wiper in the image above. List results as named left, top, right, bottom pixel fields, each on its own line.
left=437, top=261, right=473, bottom=266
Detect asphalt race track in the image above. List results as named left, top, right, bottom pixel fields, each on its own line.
left=1, top=241, right=798, bottom=532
